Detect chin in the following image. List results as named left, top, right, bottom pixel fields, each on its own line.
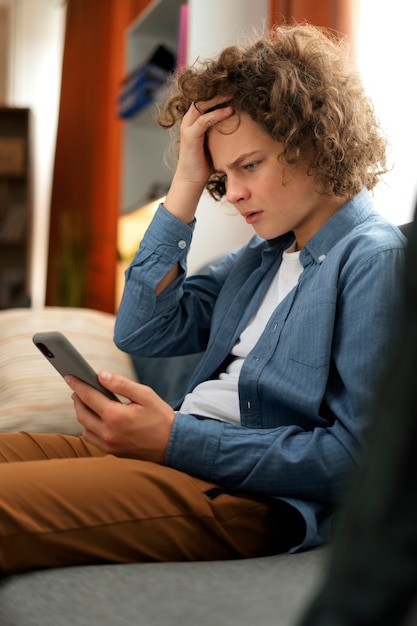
left=254, top=226, right=291, bottom=241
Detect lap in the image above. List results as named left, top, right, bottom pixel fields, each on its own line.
left=0, top=431, right=104, bottom=461
left=0, top=432, right=305, bottom=572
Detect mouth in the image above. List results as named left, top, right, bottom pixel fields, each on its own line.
left=242, top=210, right=263, bottom=225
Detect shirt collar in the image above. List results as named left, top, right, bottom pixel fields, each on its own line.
left=300, top=188, right=375, bottom=267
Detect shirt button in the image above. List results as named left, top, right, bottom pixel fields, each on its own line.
left=177, top=240, right=187, bottom=249
left=318, top=254, right=326, bottom=262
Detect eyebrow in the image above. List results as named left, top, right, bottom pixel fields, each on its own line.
left=213, top=151, right=261, bottom=173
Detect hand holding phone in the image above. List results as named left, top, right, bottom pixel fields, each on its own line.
left=33, top=331, right=120, bottom=402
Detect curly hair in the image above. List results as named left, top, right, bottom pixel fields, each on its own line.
left=158, top=23, right=388, bottom=200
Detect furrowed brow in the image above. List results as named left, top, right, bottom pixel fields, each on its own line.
left=213, top=151, right=260, bottom=173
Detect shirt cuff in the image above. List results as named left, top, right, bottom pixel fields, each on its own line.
left=136, top=204, right=195, bottom=265
left=166, top=411, right=224, bottom=478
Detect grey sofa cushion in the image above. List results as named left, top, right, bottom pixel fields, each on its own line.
left=0, top=548, right=326, bottom=626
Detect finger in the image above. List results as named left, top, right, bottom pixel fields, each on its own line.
left=72, top=392, right=101, bottom=425
left=71, top=392, right=119, bottom=453
left=184, top=99, right=233, bottom=129
left=65, top=375, right=114, bottom=416
left=97, top=371, right=155, bottom=406
left=200, top=101, right=232, bottom=115
left=71, top=392, right=105, bottom=444
left=80, top=427, right=105, bottom=450
left=195, top=95, right=233, bottom=114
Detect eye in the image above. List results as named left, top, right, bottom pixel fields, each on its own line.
left=244, top=161, right=259, bottom=171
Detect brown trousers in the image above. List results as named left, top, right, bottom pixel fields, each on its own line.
left=0, top=432, right=304, bottom=573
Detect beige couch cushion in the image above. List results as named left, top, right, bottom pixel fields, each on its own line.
left=0, top=307, right=136, bottom=435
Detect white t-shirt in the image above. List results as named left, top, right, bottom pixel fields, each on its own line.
left=179, top=246, right=303, bottom=424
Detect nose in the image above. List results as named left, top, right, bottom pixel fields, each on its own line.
left=225, top=176, right=250, bottom=205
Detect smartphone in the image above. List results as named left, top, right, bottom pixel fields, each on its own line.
left=32, top=331, right=120, bottom=402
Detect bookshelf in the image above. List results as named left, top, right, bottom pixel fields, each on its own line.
left=0, top=107, right=32, bottom=308
left=121, top=0, right=184, bottom=213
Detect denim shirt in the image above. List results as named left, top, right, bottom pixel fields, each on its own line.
left=115, top=188, right=406, bottom=551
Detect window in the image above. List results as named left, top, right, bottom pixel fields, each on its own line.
left=357, top=1, right=417, bottom=224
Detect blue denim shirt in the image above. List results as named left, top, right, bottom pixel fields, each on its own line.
left=115, top=188, right=406, bottom=551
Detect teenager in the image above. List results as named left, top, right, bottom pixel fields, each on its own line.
left=0, top=24, right=406, bottom=572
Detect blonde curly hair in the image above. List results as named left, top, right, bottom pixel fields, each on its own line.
left=158, top=23, right=388, bottom=199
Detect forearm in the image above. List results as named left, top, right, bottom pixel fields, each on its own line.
left=115, top=205, right=194, bottom=351
left=166, top=412, right=356, bottom=503
left=163, top=177, right=205, bottom=226
left=155, top=181, right=206, bottom=295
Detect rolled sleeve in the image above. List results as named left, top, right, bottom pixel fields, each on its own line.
left=126, top=204, right=195, bottom=287
left=114, top=206, right=196, bottom=352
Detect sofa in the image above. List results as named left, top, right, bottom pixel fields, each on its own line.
left=0, top=306, right=326, bottom=626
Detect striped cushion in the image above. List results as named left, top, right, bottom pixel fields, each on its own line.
left=0, top=307, right=137, bottom=434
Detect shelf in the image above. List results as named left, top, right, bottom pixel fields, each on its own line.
left=0, top=239, right=26, bottom=247
left=0, top=107, right=31, bottom=308
left=127, top=0, right=184, bottom=68
left=121, top=0, right=184, bottom=212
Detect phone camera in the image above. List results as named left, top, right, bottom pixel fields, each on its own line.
left=36, top=343, right=55, bottom=359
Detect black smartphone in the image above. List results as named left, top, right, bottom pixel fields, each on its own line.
left=32, top=331, right=120, bottom=402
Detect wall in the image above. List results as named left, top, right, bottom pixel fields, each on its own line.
left=0, top=5, right=9, bottom=102
left=0, top=0, right=66, bottom=308
left=357, top=0, right=417, bottom=224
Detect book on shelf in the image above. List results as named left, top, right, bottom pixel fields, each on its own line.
left=0, top=204, right=27, bottom=243
left=118, top=45, right=176, bottom=119
left=0, top=267, right=27, bottom=308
